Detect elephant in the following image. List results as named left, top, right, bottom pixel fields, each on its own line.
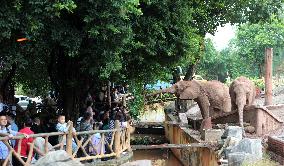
left=229, top=76, right=256, bottom=133
left=160, top=80, right=232, bottom=129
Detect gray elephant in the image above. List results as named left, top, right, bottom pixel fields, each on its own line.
left=229, top=76, right=256, bottom=133
left=160, top=80, right=232, bottom=129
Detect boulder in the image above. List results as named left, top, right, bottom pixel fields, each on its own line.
left=178, top=113, right=188, bottom=124
left=230, top=138, right=262, bottom=161
left=201, top=129, right=224, bottom=142
left=33, top=150, right=84, bottom=166
left=222, top=126, right=242, bottom=141
left=244, top=126, right=255, bottom=133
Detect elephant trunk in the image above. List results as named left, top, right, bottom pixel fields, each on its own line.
left=146, top=86, right=176, bottom=97
left=159, top=87, right=176, bottom=94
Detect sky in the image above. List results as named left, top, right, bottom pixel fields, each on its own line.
left=205, top=23, right=236, bottom=51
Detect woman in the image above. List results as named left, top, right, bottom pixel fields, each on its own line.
left=86, top=100, right=94, bottom=124
left=76, top=112, right=93, bottom=157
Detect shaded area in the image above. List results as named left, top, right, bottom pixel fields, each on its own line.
left=133, top=149, right=182, bottom=166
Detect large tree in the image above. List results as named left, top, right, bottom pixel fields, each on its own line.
left=1, top=0, right=284, bottom=119
left=234, top=17, right=284, bottom=77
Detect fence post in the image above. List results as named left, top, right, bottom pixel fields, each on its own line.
left=66, top=121, right=73, bottom=156
left=127, top=124, right=132, bottom=152
left=114, top=120, right=121, bottom=158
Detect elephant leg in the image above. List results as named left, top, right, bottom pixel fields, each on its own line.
left=236, top=94, right=246, bottom=136
left=238, top=107, right=246, bottom=136
left=196, top=97, right=211, bottom=130
left=196, top=96, right=210, bottom=119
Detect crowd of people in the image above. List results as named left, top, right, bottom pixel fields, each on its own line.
left=0, top=86, right=133, bottom=165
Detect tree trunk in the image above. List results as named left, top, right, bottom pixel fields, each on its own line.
left=0, top=63, right=17, bottom=103
left=184, top=64, right=197, bottom=81
left=184, top=38, right=204, bottom=81
left=48, top=46, right=88, bottom=122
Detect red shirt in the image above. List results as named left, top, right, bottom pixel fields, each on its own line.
left=15, top=127, right=34, bottom=157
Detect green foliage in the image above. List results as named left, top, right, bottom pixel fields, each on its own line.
left=251, top=78, right=265, bottom=90
left=197, top=16, right=284, bottom=82
left=234, top=17, right=284, bottom=77
left=128, top=82, right=144, bottom=119
left=196, top=38, right=227, bottom=82
left=1, top=0, right=284, bottom=115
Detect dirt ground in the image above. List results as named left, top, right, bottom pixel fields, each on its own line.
left=255, top=86, right=284, bottom=106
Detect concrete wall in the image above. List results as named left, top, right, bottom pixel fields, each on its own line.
left=212, top=105, right=283, bottom=136
left=164, top=114, right=218, bottom=166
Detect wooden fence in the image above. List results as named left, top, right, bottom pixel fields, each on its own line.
left=0, top=120, right=131, bottom=166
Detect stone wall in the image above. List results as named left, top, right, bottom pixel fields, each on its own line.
left=268, top=136, right=284, bottom=155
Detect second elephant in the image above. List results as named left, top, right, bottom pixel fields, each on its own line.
left=229, top=76, right=256, bottom=131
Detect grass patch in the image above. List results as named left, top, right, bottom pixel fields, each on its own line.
left=242, top=154, right=278, bottom=166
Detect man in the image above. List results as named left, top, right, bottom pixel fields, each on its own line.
left=31, top=117, right=47, bottom=134
left=7, top=113, right=19, bottom=147
left=0, top=113, right=28, bottom=165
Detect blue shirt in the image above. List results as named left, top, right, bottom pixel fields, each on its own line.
left=0, top=127, right=18, bottom=159
left=8, top=122, right=19, bottom=147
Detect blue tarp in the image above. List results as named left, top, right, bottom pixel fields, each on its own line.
left=145, top=80, right=172, bottom=90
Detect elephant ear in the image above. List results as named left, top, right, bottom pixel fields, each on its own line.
left=176, top=81, right=187, bottom=93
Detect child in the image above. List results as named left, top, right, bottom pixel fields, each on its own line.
left=56, top=114, right=77, bottom=152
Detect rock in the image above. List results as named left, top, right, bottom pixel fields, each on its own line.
left=120, top=160, right=152, bottom=166
left=33, top=150, right=84, bottom=166
left=185, top=105, right=203, bottom=119
left=244, top=126, right=255, bottom=133
left=228, top=137, right=241, bottom=147
left=201, top=129, right=224, bottom=142
left=178, top=113, right=188, bottom=124
left=224, top=137, right=241, bottom=159
left=222, top=126, right=242, bottom=141
left=230, top=138, right=262, bottom=161
left=228, top=152, right=254, bottom=166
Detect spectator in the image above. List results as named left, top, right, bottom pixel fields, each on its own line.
left=90, top=123, right=103, bottom=156
left=101, top=111, right=110, bottom=130
left=86, top=100, right=94, bottom=124
left=45, top=119, right=58, bottom=146
left=76, top=112, right=93, bottom=138
left=7, top=113, right=18, bottom=147
left=31, top=117, right=47, bottom=134
left=0, top=113, right=20, bottom=165
left=13, top=118, right=34, bottom=166
left=111, top=88, right=120, bottom=102
left=76, top=112, right=93, bottom=158
left=56, top=114, right=77, bottom=152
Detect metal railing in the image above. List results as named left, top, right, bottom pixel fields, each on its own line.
left=0, top=120, right=131, bottom=166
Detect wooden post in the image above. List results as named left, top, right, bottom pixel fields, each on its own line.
left=114, top=120, right=121, bottom=158
left=127, top=124, right=132, bottom=152
left=66, top=121, right=73, bottom=156
left=265, top=48, right=273, bottom=105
